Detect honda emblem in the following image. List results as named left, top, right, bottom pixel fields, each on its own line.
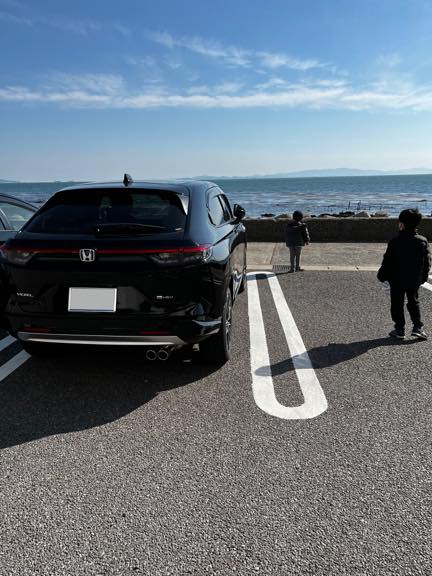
left=79, top=249, right=96, bottom=262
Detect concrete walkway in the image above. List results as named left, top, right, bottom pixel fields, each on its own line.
left=248, top=242, right=386, bottom=271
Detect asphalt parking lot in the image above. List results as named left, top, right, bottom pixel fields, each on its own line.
left=1, top=270, right=431, bottom=575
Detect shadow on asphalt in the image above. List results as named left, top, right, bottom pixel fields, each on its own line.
left=0, top=347, right=218, bottom=449
left=256, top=336, right=425, bottom=376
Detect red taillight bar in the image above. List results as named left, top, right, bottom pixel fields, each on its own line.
left=0, top=245, right=211, bottom=255
left=0, top=246, right=80, bottom=254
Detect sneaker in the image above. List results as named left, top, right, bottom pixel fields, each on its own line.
left=389, top=329, right=405, bottom=340
left=411, top=327, right=428, bottom=340
left=296, top=268, right=305, bottom=272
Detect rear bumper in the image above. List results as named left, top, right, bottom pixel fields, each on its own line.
left=10, top=315, right=221, bottom=346
left=17, top=332, right=186, bottom=346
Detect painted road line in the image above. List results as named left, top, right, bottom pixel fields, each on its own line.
left=247, top=271, right=328, bottom=420
left=0, top=350, right=30, bottom=382
left=0, top=335, right=16, bottom=352
left=422, top=281, right=432, bottom=292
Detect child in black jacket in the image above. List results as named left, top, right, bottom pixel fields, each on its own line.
left=285, top=210, right=310, bottom=272
left=377, top=208, right=431, bottom=340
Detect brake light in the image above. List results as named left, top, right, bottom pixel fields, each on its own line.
left=148, top=245, right=213, bottom=265
left=0, top=244, right=212, bottom=265
left=0, top=245, right=82, bottom=265
left=99, top=245, right=213, bottom=265
left=0, top=245, right=37, bottom=265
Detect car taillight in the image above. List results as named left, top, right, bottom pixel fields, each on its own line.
left=183, top=245, right=213, bottom=264
left=0, top=246, right=36, bottom=265
left=148, top=245, right=213, bottom=266
left=0, top=244, right=213, bottom=265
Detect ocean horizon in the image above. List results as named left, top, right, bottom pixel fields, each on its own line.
left=2, top=173, right=432, bottom=218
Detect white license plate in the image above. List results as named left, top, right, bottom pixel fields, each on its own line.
left=68, top=288, right=117, bottom=312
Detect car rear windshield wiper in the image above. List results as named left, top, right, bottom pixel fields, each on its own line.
left=94, top=223, right=169, bottom=235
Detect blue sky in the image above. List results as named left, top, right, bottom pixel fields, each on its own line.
left=1, top=0, right=432, bottom=180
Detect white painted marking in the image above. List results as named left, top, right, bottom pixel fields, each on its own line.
left=0, top=350, right=30, bottom=382
left=422, top=282, right=432, bottom=292
left=0, top=335, right=16, bottom=351
left=247, top=271, right=328, bottom=420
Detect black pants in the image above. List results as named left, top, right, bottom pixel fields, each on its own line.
left=289, top=246, right=303, bottom=270
left=390, top=284, right=422, bottom=330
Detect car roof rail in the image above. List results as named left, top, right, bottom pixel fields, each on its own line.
left=123, top=173, right=133, bottom=187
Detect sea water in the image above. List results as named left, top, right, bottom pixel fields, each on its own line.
left=1, top=174, right=432, bottom=218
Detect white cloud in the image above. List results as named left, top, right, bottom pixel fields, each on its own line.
left=163, top=56, right=183, bottom=70
left=0, top=85, right=112, bottom=106
left=376, top=53, right=402, bottom=69
left=0, top=6, right=130, bottom=36
left=44, top=16, right=100, bottom=35
left=148, top=31, right=325, bottom=72
left=150, top=31, right=252, bottom=68
left=187, top=82, right=243, bottom=95
left=2, top=73, right=432, bottom=112
left=112, top=22, right=131, bottom=37
left=0, top=0, right=27, bottom=8
left=256, top=78, right=287, bottom=90
left=256, top=51, right=324, bottom=71
left=0, top=10, right=31, bottom=24
left=0, top=9, right=100, bottom=34
left=47, top=73, right=126, bottom=96
left=214, top=82, right=244, bottom=94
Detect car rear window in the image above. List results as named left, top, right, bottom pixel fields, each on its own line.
left=24, top=189, right=187, bottom=235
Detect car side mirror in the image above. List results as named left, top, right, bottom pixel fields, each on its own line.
left=233, top=204, right=246, bottom=222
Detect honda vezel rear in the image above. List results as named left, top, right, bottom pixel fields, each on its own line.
left=0, top=187, right=217, bottom=345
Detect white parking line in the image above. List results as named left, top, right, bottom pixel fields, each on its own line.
left=0, top=335, right=16, bottom=351
left=0, top=350, right=30, bottom=381
left=247, top=272, right=328, bottom=420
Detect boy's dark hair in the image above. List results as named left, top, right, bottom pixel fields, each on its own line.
left=399, top=208, right=422, bottom=231
left=293, top=210, right=303, bottom=221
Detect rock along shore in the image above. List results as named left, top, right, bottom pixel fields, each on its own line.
left=244, top=217, right=432, bottom=242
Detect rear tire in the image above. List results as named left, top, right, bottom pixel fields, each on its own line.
left=200, top=288, right=232, bottom=365
left=238, top=269, right=247, bottom=294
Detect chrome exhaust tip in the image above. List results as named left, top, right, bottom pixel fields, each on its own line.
left=146, top=349, right=157, bottom=361
left=158, top=348, right=170, bottom=361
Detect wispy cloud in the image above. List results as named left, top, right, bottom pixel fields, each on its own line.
left=187, top=82, right=243, bottom=95
left=0, top=9, right=100, bottom=34
left=256, top=51, right=324, bottom=71
left=0, top=0, right=27, bottom=9
left=112, top=22, right=131, bottom=37
left=150, top=31, right=252, bottom=68
left=0, top=10, right=31, bottom=25
left=0, top=5, right=130, bottom=36
left=256, top=77, right=288, bottom=90
left=148, top=31, right=325, bottom=72
left=44, top=16, right=100, bottom=35
left=46, top=73, right=126, bottom=96
left=2, top=74, right=432, bottom=111
left=376, top=52, right=402, bottom=69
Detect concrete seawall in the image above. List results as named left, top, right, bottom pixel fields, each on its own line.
left=244, top=217, right=432, bottom=242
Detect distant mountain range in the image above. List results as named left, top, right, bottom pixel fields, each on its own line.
left=3, top=168, right=432, bottom=183
left=198, top=168, right=432, bottom=179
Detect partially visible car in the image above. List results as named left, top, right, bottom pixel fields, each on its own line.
left=0, top=176, right=247, bottom=364
left=0, top=194, right=37, bottom=244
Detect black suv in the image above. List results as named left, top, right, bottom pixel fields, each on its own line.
left=0, top=176, right=247, bottom=364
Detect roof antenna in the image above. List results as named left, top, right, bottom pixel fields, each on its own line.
left=123, top=173, right=133, bottom=187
